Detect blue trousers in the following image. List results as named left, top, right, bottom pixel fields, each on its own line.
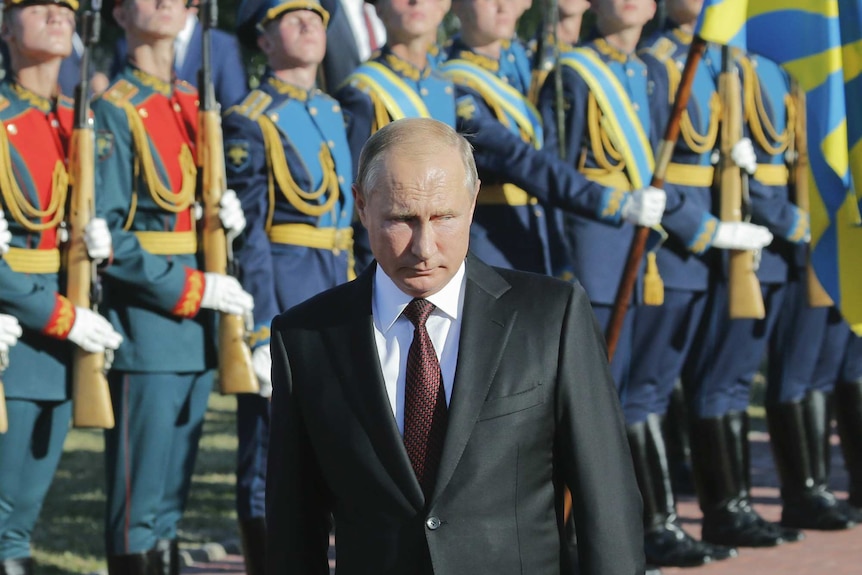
left=0, top=399, right=70, bottom=560
left=685, top=281, right=785, bottom=418
left=104, top=371, right=211, bottom=554
left=591, top=303, right=635, bottom=407
left=628, top=289, right=706, bottom=424
left=236, top=394, right=269, bottom=520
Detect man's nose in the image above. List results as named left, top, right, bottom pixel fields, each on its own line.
left=411, top=221, right=436, bottom=260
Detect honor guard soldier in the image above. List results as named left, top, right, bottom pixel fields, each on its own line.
left=539, top=0, right=771, bottom=567
left=734, top=54, right=859, bottom=533
left=0, top=0, right=124, bottom=571
left=832, top=330, right=862, bottom=514
left=92, top=0, right=253, bottom=570
left=227, top=0, right=354, bottom=571
left=644, top=0, right=802, bottom=551
left=334, top=0, right=454, bottom=271
left=442, top=0, right=666, bottom=276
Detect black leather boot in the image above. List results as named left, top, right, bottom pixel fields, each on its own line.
left=691, top=411, right=802, bottom=548
left=239, top=517, right=267, bottom=575
left=834, top=381, right=862, bottom=509
left=150, top=539, right=180, bottom=575
left=663, top=381, right=695, bottom=496
left=627, top=414, right=736, bottom=567
left=767, top=392, right=856, bottom=530
left=106, top=553, right=154, bottom=575
left=0, top=557, right=33, bottom=575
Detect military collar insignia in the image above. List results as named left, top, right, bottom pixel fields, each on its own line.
left=454, top=49, right=500, bottom=72
left=131, top=68, right=173, bottom=96
left=266, top=76, right=315, bottom=101
left=593, top=37, right=632, bottom=64
left=382, top=49, right=431, bottom=81
left=10, top=81, right=53, bottom=112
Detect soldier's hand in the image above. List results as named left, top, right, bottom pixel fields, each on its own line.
left=0, top=209, right=11, bottom=256
left=219, top=189, right=246, bottom=237
left=0, top=314, right=22, bottom=354
left=252, top=345, right=273, bottom=399
left=67, top=308, right=124, bottom=353
left=622, top=186, right=666, bottom=227
left=201, top=273, right=254, bottom=316
left=711, top=221, right=774, bottom=251
left=731, top=137, right=757, bottom=175
left=84, top=218, right=112, bottom=264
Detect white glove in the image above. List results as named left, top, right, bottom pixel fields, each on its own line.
left=219, top=189, right=246, bottom=237
left=622, top=186, right=667, bottom=227
left=731, top=137, right=757, bottom=175
left=711, top=221, right=774, bottom=251
left=252, top=345, right=273, bottom=399
left=84, top=218, right=112, bottom=264
left=201, top=273, right=254, bottom=316
left=67, top=307, right=124, bottom=353
left=0, top=210, right=11, bottom=256
left=0, top=314, right=22, bottom=354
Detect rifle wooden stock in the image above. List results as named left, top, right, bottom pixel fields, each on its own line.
left=790, top=87, right=833, bottom=307
left=719, top=55, right=764, bottom=320
left=67, top=122, right=115, bottom=429
left=0, top=380, right=7, bottom=434
left=198, top=110, right=258, bottom=395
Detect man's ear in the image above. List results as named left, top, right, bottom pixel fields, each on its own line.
left=353, top=184, right=368, bottom=225
left=257, top=31, right=272, bottom=56
left=113, top=4, right=128, bottom=30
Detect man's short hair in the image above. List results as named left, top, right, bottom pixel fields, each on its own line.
left=355, top=118, right=478, bottom=200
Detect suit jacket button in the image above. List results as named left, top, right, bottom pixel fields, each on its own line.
left=426, top=516, right=441, bottom=530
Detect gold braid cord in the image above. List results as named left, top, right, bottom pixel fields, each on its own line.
left=257, top=116, right=340, bottom=231
left=587, top=94, right=625, bottom=174
left=665, top=59, right=720, bottom=154
left=119, top=100, right=196, bottom=214
left=740, top=57, right=795, bottom=156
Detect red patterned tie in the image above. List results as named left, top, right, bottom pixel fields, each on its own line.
left=402, top=298, right=448, bottom=499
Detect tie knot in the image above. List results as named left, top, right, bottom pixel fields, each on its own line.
left=403, top=298, right=435, bottom=328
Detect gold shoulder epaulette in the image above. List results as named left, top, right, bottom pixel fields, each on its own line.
left=101, top=80, right=139, bottom=107
left=0, top=95, right=9, bottom=114
left=175, top=79, right=196, bottom=95
left=229, top=90, right=272, bottom=121
left=645, top=37, right=677, bottom=63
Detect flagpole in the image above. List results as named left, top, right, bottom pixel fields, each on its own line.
left=604, top=37, right=708, bottom=360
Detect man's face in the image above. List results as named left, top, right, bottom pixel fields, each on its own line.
left=115, top=0, right=187, bottom=42
left=454, top=0, right=520, bottom=45
left=591, top=0, right=655, bottom=31
left=356, top=147, right=477, bottom=299
left=259, top=9, right=327, bottom=69
left=1, top=4, right=75, bottom=63
left=558, top=0, right=589, bottom=18
left=375, top=0, right=450, bottom=44
left=666, top=0, right=702, bottom=25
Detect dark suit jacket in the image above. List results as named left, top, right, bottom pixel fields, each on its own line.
left=267, top=255, right=644, bottom=575
left=319, top=0, right=363, bottom=93
left=110, top=23, right=247, bottom=108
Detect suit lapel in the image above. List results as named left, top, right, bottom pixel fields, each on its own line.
left=431, top=256, right=515, bottom=504
left=324, top=266, right=425, bottom=510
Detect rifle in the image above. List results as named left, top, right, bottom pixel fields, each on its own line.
left=788, top=85, right=833, bottom=307
left=67, top=0, right=115, bottom=429
left=197, top=0, right=258, bottom=394
left=529, top=0, right=566, bottom=160
left=0, top=351, right=8, bottom=433
left=718, top=46, right=764, bottom=319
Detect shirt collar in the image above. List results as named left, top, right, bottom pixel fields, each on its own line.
left=373, top=260, right=467, bottom=334
left=177, top=14, right=197, bottom=47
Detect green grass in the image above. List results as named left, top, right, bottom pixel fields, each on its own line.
left=32, top=393, right=240, bottom=574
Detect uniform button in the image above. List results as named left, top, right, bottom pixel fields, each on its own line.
left=633, top=103, right=640, bottom=111
left=51, top=119, right=59, bottom=128
left=270, top=113, right=279, bottom=122
left=445, top=86, right=453, bottom=94
left=139, top=108, right=149, bottom=118
left=534, top=208, right=543, bottom=217
left=310, top=107, right=318, bottom=116
left=507, top=54, right=515, bottom=62
left=420, top=88, right=429, bottom=96
left=426, top=517, right=441, bottom=530
left=338, top=175, right=345, bottom=184
left=173, top=102, right=181, bottom=112
left=6, top=124, right=16, bottom=135
left=333, top=104, right=341, bottom=112
left=328, top=140, right=335, bottom=148
left=626, top=68, right=634, bottom=77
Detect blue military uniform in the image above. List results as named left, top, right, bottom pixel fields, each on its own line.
left=224, top=70, right=354, bottom=531
left=442, top=36, right=629, bottom=276
left=93, top=64, right=215, bottom=558
left=0, top=78, right=77, bottom=565
left=536, top=30, right=735, bottom=568
left=334, top=44, right=455, bottom=271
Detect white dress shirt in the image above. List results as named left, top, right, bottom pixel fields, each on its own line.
left=372, top=262, right=466, bottom=434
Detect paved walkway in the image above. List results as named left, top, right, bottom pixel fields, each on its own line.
left=184, top=431, right=862, bottom=575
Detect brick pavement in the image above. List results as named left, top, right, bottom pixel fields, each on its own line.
left=183, top=431, right=862, bottom=575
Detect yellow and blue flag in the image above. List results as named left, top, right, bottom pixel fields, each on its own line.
left=696, top=0, right=862, bottom=334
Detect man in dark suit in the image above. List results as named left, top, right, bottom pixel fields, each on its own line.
left=266, top=117, right=644, bottom=575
